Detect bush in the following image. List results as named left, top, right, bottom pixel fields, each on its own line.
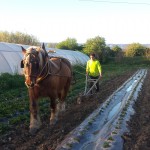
left=125, top=43, right=146, bottom=57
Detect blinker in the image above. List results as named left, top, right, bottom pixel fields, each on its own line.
left=21, top=60, right=24, bottom=68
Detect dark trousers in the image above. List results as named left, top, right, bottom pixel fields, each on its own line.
left=89, top=76, right=99, bottom=92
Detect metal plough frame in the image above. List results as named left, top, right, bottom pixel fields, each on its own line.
left=84, top=75, right=100, bottom=95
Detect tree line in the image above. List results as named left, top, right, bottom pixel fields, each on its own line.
left=0, top=31, right=39, bottom=46
left=51, top=36, right=150, bottom=63
left=0, top=31, right=150, bottom=62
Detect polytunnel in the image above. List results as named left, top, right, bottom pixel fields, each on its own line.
left=0, top=42, right=89, bottom=74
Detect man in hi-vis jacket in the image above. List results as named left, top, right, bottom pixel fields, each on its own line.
left=86, top=53, right=102, bottom=92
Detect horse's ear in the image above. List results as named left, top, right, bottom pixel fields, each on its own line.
left=42, top=43, right=46, bottom=51
left=21, top=46, right=26, bottom=55
left=42, top=43, right=48, bottom=57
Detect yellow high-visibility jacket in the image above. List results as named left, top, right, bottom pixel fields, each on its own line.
left=86, top=59, right=102, bottom=77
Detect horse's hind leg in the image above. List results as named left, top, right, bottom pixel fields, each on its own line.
left=50, top=98, right=58, bottom=125
left=58, top=79, right=71, bottom=112
left=57, top=89, right=67, bottom=113
left=57, top=99, right=66, bottom=112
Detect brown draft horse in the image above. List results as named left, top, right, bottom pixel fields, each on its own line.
left=21, top=43, right=72, bottom=134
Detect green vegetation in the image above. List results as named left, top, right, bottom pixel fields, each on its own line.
left=125, top=43, right=146, bottom=57
left=0, top=73, right=25, bottom=93
left=0, top=31, right=40, bottom=45
left=103, top=141, right=110, bottom=148
left=1, top=31, right=150, bottom=63
left=107, top=136, right=114, bottom=141
left=112, top=131, right=117, bottom=135
left=0, top=57, right=149, bottom=135
left=83, top=36, right=108, bottom=62
left=56, top=38, right=79, bottom=50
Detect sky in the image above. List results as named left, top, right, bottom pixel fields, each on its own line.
left=0, top=0, right=150, bottom=44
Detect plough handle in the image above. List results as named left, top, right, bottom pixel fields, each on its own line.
left=84, top=75, right=88, bottom=95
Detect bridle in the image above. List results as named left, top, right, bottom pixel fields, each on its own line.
left=25, top=52, right=40, bottom=76
left=22, top=49, right=49, bottom=88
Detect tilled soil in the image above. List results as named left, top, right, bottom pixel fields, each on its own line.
left=0, top=69, right=149, bottom=150
left=123, top=69, right=150, bottom=150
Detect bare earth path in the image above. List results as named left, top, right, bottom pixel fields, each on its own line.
left=0, top=69, right=150, bottom=150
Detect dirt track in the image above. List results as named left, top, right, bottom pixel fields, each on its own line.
left=0, top=69, right=150, bottom=150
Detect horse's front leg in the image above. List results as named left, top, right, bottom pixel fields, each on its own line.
left=50, top=99, right=58, bottom=125
left=29, top=90, right=41, bottom=134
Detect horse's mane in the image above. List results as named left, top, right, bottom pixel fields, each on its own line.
left=26, top=46, right=47, bottom=70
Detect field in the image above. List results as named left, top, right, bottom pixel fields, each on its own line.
left=0, top=57, right=150, bottom=150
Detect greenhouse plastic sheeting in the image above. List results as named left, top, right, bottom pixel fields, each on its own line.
left=0, top=42, right=89, bottom=74
left=47, top=48, right=89, bottom=65
left=1, top=51, right=22, bottom=74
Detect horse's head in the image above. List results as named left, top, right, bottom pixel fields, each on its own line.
left=21, top=43, right=48, bottom=88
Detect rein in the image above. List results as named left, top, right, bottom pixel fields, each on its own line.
left=36, top=57, right=50, bottom=83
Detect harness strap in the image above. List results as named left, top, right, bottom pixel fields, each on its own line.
left=36, top=57, right=50, bottom=83
left=36, top=58, right=72, bottom=84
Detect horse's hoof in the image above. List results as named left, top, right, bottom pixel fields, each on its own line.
left=50, top=119, right=57, bottom=125
left=77, top=97, right=82, bottom=104
left=29, top=127, right=38, bottom=135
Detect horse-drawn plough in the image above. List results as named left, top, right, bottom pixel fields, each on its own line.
left=84, top=75, right=100, bottom=95
left=76, top=74, right=101, bottom=104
